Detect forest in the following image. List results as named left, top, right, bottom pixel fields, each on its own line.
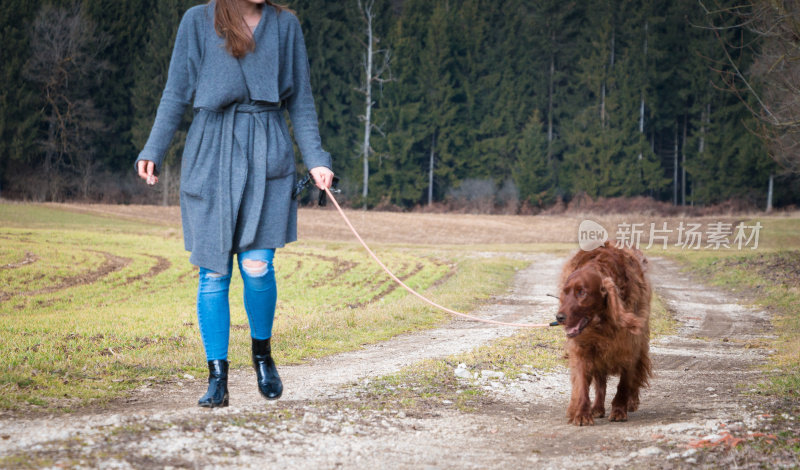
left=1, top=0, right=799, bottom=210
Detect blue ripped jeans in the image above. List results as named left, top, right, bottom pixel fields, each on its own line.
left=197, top=249, right=277, bottom=361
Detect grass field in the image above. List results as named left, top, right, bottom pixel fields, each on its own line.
left=2, top=201, right=798, bottom=413
left=0, top=203, right=527, bottom=412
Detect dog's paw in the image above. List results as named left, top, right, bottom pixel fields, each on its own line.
left=627, top=397, right=640, bottom=412
left=591, top=406, right=605, bottom=418
left=608, top=407, right=628, bottom=422
left=568, top=413, right=595, bottom=426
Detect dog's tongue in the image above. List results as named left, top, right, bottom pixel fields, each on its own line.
left=565, top=317, right=589, bottom=337
left=566, top=325, right=581, bottom=337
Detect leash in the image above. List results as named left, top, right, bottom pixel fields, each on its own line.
left=322, top=187, right=555, bottom=329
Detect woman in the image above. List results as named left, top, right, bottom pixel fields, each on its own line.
left=135, top=0, right=334, bottom=408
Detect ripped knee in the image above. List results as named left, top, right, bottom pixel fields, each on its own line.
left=201, top=270, right=228, bottom=280
left=241, top=259, right=269, bottom=277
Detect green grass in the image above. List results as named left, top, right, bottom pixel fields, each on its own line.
left=756, top=216, right=800, bottom=250
left=662, top=217, right=800, bottom=398
left=0, top=203, right=526, bottom=412
left=650, top=291, right=678, bottom=337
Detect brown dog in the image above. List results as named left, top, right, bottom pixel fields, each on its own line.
left=556, top=241, right=652, bottom=426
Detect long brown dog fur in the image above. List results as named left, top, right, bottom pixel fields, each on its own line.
left=557, top=241, right=653, bottom=426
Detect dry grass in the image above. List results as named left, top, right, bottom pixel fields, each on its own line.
left=43, top=202, right=797, bottom=250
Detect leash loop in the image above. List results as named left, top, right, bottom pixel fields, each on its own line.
left=322, top=187, right=553, bottom=329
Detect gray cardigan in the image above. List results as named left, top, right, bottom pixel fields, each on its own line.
left=135, top=3, right=332, bottom=274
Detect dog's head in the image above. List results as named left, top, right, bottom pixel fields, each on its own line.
left=556, top=266, right=644, bottom=338
left=556, top=267, right=607, bottom=338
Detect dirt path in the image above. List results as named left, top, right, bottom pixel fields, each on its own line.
left=0, top=254, right=780, bottom=468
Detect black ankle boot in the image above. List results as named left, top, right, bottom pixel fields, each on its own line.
left=252, top=337, right=282, bottom=400
left=198, top=359, right=229, bottom=408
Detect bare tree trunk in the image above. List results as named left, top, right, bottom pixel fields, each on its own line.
left=643, top=20, right=648, bottom=58
left=428, top=131, right=435, bottom=206
left=44, top=116, right=57, bottom=202
left=699, top=105, right=708, bottom=156
left=610, top=26, right=615, bottom=68
left=766, top=173, right=774, bottom=212
left=638, top=97, right=645, bottom=135
left=600, top=82, right=606, bottom=129
left=356, top=0, right=392, bottom=210
left=639, top=22, right=647, bottom=136
left=673, top=124, right=679, bottom=205
left=682, top=113, right=687, bottom=206
left=361, top=1, right=373, bottom=210
left=638, top=21, right=647, bottom=168
left=79, top=160, right=94, bottom=200
left=547, top=45, right=554, bottom=163
left=601, top=27, right=615, bottom=130
left=694, top=103, right=709, bottom=207
left=638, top=95, right=645, bottom=182
left=651, top=129, right=655, bottom=153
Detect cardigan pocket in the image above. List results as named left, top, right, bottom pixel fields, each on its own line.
left=180, top=116, right=213, bottom=198
left=265, top=118, right=295, bottom=180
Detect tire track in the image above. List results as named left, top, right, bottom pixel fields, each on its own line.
left=0, top=251, right=38, bottom=269
left=124, top=255, right=171, bottom=283
left=0, top=250, right=131, bottom=302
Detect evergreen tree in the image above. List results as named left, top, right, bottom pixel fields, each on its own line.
left=463, top=0, right=523, bottom=184
left=685, top=97, right=772, bottom=205
left=130, top=0, right=195, bottom=205
left=0, top=0, right=41, bottom=195
left=561, top=0, right=627, bottom=197
left=361, top=0, right=429, bottom=206
left=562, top=0, right=670, bottom=198
left=379, top=0, right=460, bottom=207
left=513, top=111, right=553, bottom=206
left=0, top=0, right=794, bottom=207
left=613, top=0, right=668, bottom=196
left=291, top=0, right=367, bottom=197
left=648, top=0, right=701, bottom=203
left=419, top=1, right=465, bottom=200
left=530, top=0, right=584, bottom=196
left=83, top=0, right=154, bottom=172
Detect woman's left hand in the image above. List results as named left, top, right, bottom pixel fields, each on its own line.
left=309, top=166, right=334, bottom=190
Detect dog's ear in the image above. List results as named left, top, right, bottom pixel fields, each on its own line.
left=601, top=277, right=617, bottom=300
left=602, top=277, right=643, bottom=335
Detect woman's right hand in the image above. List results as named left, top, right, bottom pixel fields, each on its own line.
left=137, top=160, right=159, bottom=186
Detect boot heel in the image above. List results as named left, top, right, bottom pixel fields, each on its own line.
left=252, top=337, right=283, bottom=400
left=198, top=359, right=229, bottom=408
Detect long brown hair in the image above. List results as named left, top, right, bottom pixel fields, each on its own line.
left=213, top=0, right=288, bottom=59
